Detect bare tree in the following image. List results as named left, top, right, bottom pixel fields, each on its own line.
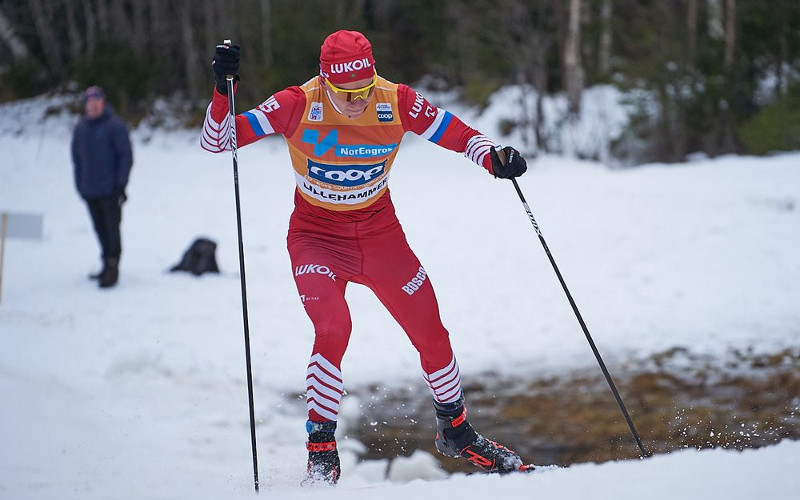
left=27, top=0, right=64, bottom=77
left=63, top=0, right=84, bottom=62
left=96, top=0, right=110, bottom=38
left=178, top=0, right=203, bottom=101
left=80, top=0, right=98, bottom=60
left=707, top=0, right=725, bottom=39
left=723, top=0, right=736, bottom=73
left=599, top=0, right=612, bottom=76
left=687, top=0, right=698, bottom=68
left=260, top=0, right=273, bottom=66
left=563, top=0, right=585, bottom=115
left=0, top=5, right=31, bottom=61
left=130, top=0, right=148, bottom=57
left=109, top=0, right=132, bottom=43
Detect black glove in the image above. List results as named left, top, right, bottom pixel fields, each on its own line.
left=490, top=146, right=527, bottom=179
left=212, top=43, right=240, bottom=94
left=118, top=188, right=127, bottom=207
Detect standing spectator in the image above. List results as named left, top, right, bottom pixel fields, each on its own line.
left=71, top=86, right=133, bottom=288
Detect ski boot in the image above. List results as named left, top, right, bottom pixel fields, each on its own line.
left=303, top=420, right=340, bottom=485
left=434, top=397, right=533, bottom=473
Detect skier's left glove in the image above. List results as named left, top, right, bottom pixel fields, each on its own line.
left=490, top=146, right=527, bottom=179
left=212, top=43, right=240, bottom=95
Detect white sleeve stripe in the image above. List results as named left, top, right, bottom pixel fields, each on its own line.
left=250, top=109, right=276, bottom=136
left=200, top=103, right=231, bottom=152
left=465, top=135, right=494, bottom=157
left=464, top=135, right=496, bottom=165
left=200, top=127, right=230, bottom=152
left=200, top=137, right=228, bottom=152
left=419, top=108, right=446, bottom=140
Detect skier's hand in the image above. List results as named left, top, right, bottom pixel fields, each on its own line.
left=212, top=43, right=240, bottom=95
left=117, top=188, right=127, bottom=207
left=490, top=146, right=527, bottom=179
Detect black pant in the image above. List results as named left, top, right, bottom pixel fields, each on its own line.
left=84, top=195, right=122, bottom=260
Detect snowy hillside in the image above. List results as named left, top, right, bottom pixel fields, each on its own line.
left=1, top=91, right=799, bottom=499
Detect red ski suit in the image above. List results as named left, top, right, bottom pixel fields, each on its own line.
left=202, top=75, right=498, bottom=422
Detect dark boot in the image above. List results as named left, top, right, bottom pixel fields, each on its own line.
left=88, top=266, right=104, bottom=280
left=98, top=258, right=119, bottom=288
left=303, top=420, right=340, bottom=485
left=434, top=397, right=531, bottom=473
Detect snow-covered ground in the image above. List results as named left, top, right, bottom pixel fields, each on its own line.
left=1, top=90, right=799, bottom=499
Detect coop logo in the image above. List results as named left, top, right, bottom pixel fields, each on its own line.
left=302, top=129, right=397, bottom=158
left=307, top=159, right=386, bottom=187
left=295, top=264, right=337, bottom=281
left=401, top=266, right=428, bottom=296
left=376, top=102, right=393, bottom=122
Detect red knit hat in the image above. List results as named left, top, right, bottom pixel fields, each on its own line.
left=319, top=30, right=376, bottom=85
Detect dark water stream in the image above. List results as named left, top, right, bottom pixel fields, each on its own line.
left=342, top=347, right=800, bottom=473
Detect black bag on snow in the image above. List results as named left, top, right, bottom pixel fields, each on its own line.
left=170, top=237, right=220, bottom=276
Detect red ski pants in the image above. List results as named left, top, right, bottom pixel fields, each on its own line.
left=288, top=195, right=459, bottom=421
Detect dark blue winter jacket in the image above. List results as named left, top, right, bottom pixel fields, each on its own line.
left=71, top=106, right=133, bottom=198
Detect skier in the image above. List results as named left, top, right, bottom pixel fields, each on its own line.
left=201, top=30, right=531, bottom=484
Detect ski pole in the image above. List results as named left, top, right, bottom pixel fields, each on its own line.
left=509, top=177, right=650, bottom=458
left=224, top=39, right=260, bottom=492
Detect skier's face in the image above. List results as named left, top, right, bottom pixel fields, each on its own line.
left=323, top=75, right=375, bottom=119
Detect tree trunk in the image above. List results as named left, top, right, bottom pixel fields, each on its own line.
left=687, top=0, right=698, bottom=68
left=0, top=5, right=31, bottom=61
left=64, top=0, right=83, bottom=62
left=719, top=0, right=737, bottom=153
left=80, top=0, right=97, bottom=60
left=178, top=0, right=203, bottom=101
left=27, top=0, right=64, bottom=77
left=148, top=0, right=164, bottom=41
left=130, top=0, right=148, bottom=57
left=96, top=0, right=110, bottom=38
left=109, top=0, right=132, bottom=42
left=599, top=0, right=612, bottom=76
left=723, top=0, right=736, bottom=73
left=707, top=0, right=724, bottom=40
left=260, top=0, right=273, bottom=66
left=563, top=0, right=584, bottom=115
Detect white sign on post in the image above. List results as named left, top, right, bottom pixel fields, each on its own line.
left=1, top=211, right=44, bottom=303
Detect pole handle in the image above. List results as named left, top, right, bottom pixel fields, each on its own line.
left=222, top=39, right=236, bottom=81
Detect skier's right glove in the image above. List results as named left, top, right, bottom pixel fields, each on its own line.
left=212, top=43, right=240, bottom=95
left=490, top=146, right=528, bottom=179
